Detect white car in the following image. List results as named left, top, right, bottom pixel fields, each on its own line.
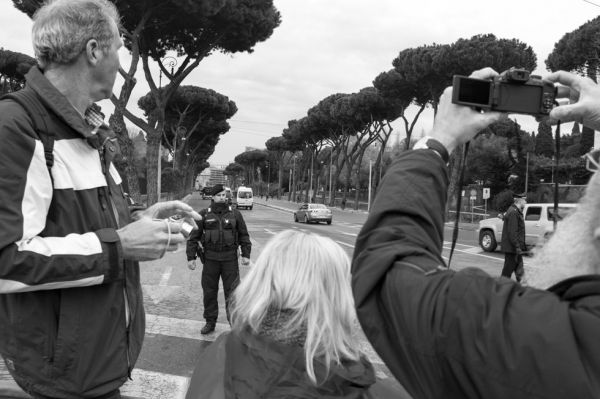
left=477, top=203, right=576, bottom=252
left=294, top=203, right=332, bottom=225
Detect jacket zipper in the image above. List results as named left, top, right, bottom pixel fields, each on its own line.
left=99, top=148, right=132, bottom=378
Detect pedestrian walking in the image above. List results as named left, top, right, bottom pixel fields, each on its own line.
left=501, top=194, right=527, bottom=282
left=0, top=1, right=199, bottom=397
left=187, top=184, right=251, bottom=334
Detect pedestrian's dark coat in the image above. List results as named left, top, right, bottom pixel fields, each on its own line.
left=185, top=329, right=399, bottom=399
left=352, top=149, right=600, bottom=399
left=501, top=203, right=526, bottom=253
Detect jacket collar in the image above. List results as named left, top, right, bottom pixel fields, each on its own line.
left=548, top=274, right=600, bottom=300
left=25, top=66, right=94, bottom=140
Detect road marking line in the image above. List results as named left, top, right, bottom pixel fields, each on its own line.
left=121, top=369, right=189, bottom=399
left=340, top=231, right=358, bottom=237
left=159, top=266, right=172, bottom=286
left=264, top=229, right=277, bottom=235
left=144, top=314, right=383, bottom=365
left=442, top=245, right=504, bottom=262
left=335, top=240, right=355, bottom=249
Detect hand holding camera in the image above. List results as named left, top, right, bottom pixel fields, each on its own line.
left=117, top=200, right=201, bottom=261
left=545, top=70, right=600, bottom=131
left=430, top=68, right=505, bottom=153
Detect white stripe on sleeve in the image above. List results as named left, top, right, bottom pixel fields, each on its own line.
left=53, top=139, right=106, bottom=190
left=22, top=140, right=52, bottom=239
left=109, top=163, right=122, bottom=185
left=16, top=232, right=103, bottom=256
left=0, top=275, right=105, bottom=293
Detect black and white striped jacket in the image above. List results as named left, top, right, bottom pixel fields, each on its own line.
left=0, top=67, right=145, bottom=398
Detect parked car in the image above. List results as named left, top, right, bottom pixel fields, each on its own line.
left=294, top=203, right=332, bottom=224
left=476, top=203, right=576, bottom=252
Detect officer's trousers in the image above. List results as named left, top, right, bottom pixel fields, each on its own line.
left=202, top=257, right=240, bottom=323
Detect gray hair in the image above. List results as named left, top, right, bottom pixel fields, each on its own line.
left=32, top=0, right=120, bottom=69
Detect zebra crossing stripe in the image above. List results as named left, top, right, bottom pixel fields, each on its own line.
left=121, top=369, right=189, bottom=399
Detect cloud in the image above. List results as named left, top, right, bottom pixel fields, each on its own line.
left=0, top=0, right=596, bottom=165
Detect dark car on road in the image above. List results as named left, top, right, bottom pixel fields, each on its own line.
left=294, top=203, right=332, bottom=224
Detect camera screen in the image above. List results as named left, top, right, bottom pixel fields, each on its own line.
left=496, top=84, right=543, bottom=115
left=455, top=78, right=491, bottom=106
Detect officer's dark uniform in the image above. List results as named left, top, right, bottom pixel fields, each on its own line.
left=501, top=198, right=526, bottom=282
left=187, top=195, right=251, bottom=332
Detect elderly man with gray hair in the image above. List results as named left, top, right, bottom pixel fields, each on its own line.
left=0, top=1, right=200, bottom=398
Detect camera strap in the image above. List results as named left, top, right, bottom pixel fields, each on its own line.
left=446, top=141, right=470, bottom=268
left=553, top=121, right=561, bottom=231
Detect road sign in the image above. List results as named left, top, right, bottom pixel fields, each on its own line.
left=470, top=195, right=476, bottom=201
left=482, top=187, right=490, bottom=199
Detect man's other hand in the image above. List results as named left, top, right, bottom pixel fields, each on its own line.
left=117, top=217, right=186, bottom=261
left=429, top=67, right=505, bottom=154
left=546, top=70, right=600, bottom=131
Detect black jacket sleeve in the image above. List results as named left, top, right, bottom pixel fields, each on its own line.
left=235, top=210, right=251, bottom=258
left=186, top=209, right=204, bottom=261
left=351, top=150, right=599, bottom=399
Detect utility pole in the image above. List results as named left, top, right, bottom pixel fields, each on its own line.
left=157, top=56, right=177, bottom=202
left=368, top=160, right=373, bottom=211
left=328, top=149, right=333, bottom=205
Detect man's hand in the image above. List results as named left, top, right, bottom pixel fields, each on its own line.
left=134, top=200, right=202, bottom=230
left=241, top=257, right=250, bottom=266
left=429, top=68, right=505, bottom=154
left=187, top=260, right=196, bottom=270
left=117, top=217, right=187, bottom=261
left=545, top=70, right=600, bottom=131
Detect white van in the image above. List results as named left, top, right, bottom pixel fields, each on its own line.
left=236, top=186, right=253, bottom=210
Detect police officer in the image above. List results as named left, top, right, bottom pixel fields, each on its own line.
left=187, top=184, right=251, bottom=334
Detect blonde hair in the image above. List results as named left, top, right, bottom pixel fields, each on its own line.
left=32, top=0, right=120, bottom=68
left=231, top=229, right=362, bottom=384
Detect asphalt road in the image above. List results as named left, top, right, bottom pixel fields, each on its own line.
left=0, top=193, right=519, bottom=398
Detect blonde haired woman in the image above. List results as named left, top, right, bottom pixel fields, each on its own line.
left=186, top=229, right=398, bottom=398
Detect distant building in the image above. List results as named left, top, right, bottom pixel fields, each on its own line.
left=195, top=164, right=229, bottom=189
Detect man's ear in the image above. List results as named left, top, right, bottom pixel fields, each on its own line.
left=85, top=39, right=101, bottom=66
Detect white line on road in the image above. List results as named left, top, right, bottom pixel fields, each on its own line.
left=159, top=266, right=172, bottom=286
left=121, top=369, right=189, bottom=399
left=340, top=231, right=358, bottom=237
left=145, top=314, right=383, bottom=366
left=264, top=228, right=277, bottom=235
left=335, top=240, right=355, bottom=249
left=442, top=245, right=504, bottom=262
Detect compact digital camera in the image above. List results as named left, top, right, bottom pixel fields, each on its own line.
left=451, top=68, right=556, bottom=117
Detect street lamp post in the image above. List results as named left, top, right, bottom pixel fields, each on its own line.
left=368, top=160, right=373, bottom=211
left=266, top=161, right=270, bottom=195
left=328, top=149, right=333, bottom=206
left=309, top=152, right=314, bottom=202
left=157, top=56, right=177, bottom=202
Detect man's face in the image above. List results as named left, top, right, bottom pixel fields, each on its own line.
left=516, top=198, right=527, bottom=210
left=213, top=191, right=227, bottom=204
left=91, top=19, right=122, bottom=101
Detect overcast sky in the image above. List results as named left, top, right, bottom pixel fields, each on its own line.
left=1, top=0, right=598, bottom=166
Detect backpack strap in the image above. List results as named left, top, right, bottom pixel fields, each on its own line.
left=1, top=89, right=54, bottom=185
